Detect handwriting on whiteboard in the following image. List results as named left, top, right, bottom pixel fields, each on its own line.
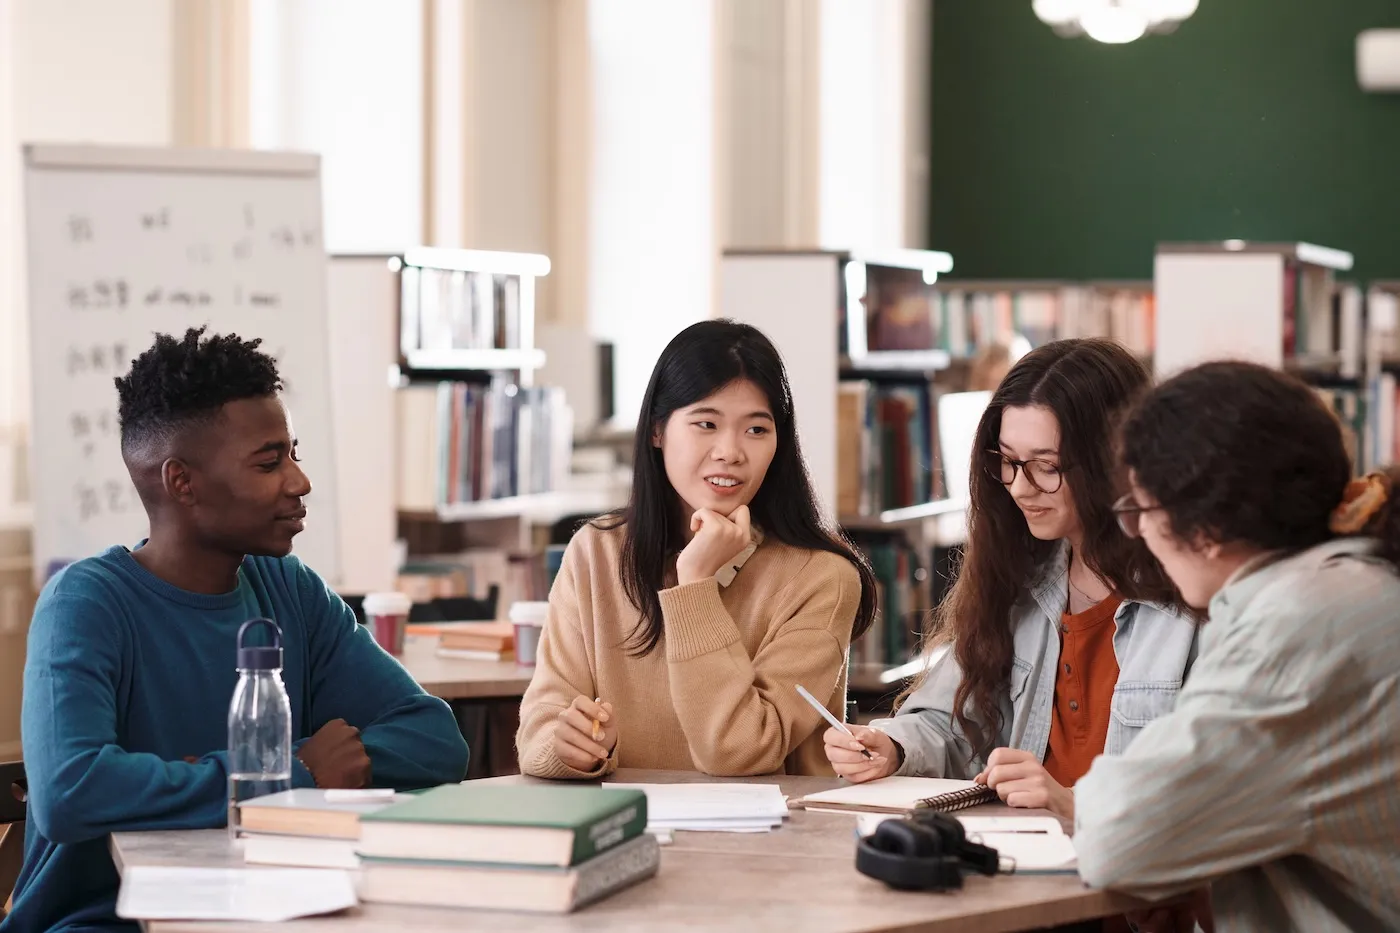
left=62, top=205, right=318, bottom=257
left=74, top=479, right=141, bottom=522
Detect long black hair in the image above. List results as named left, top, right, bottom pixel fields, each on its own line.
left=596, top=319, right=878, bottom=656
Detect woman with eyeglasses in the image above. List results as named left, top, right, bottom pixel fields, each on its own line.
left=823, top=338, right=1199, bottom=823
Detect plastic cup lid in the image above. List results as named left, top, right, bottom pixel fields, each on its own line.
left=508, top=601, right=549, bottom=625
left=363, top=592, right=413, bottom=616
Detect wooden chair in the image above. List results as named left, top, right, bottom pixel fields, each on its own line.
left=0, top=760, right=27, bottom=919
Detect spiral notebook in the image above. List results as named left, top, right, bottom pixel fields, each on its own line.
left=796, top=777, right=998, bottom=815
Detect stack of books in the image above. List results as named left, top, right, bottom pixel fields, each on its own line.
left=435, top=621, right=515, bottom=661
left=238, top=789, right=406, bottom=870
left=355, top=784, right=659, bottom=913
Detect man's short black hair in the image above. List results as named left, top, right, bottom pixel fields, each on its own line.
left=115, top=326, right=282, bottom=454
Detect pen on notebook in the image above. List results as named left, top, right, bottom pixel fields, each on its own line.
left=796, top=684, right=874, bottom=759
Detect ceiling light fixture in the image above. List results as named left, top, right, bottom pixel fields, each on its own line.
left=1036, top=0, right=1198, bottom=44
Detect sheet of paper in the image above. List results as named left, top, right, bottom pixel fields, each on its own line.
left=958, top=816, right=1065, bottom=836
left=853, top=814, right=1076, bottom=872
left=856, top=813, right=1066, bottom=839
left=116, top=867, right=358, bottom=922
left=976, top=833, right=1078, bottom=872
left=606, top=782, right=789, bottom=833
left=606, top=782, right=789, bottom=821
left=648, top=818, right=783, bottom=833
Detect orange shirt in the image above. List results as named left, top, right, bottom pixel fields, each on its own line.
left=1042, top=592, right=1123, bottom=789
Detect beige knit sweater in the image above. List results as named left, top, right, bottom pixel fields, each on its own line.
left=516, top=522, right=861, bottom=779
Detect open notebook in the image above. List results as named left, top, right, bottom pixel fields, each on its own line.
left=796, top=777, right=998, bottom=815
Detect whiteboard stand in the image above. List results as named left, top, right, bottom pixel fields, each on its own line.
left=23, top=144, right=341, bottom=587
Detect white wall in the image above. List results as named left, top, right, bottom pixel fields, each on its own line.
left=818, top=0, right=930, bottom=252
left=0, top=0, right=176, bottom=516
left=584, top=0, right=720, bottom=425
left=249, top=0, right=423, bottom=252
left=428, top=0, right=557, bottom=318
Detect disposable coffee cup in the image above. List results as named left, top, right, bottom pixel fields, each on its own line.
left=363, top=592, right=412, bottom=655
left=508, top=601, right=548, bottom=666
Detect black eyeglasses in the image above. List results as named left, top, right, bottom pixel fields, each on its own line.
left=1112, top=493, right=1165, bottom=539
left=984, top=450, right=1070, bottom=495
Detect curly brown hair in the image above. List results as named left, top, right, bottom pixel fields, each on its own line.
left=908, top=338, right=1184, bottom=761
left=1119, top=361, right=1400, bottom=566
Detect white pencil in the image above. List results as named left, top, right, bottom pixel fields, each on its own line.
left=796, top=684, right=874, bottom=759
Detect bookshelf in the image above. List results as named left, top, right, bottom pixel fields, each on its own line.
left=1154, top=241, right=1358, bottom=379
left=1154, top=241, right=1373, bottom=471
left=721, top=251, right=1172, bottom=687
left=722, top=249, right=969, bottom=686
left=725, top=258, right=1195, bottom=705
left=378, top=248, right=628, bottom=611
left=1362, top=282, right=1400, bottom=471
left=393, top=248, right=574, bottom=523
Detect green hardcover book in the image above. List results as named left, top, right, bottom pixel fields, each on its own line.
left=357, top=784, right=647, bottom=868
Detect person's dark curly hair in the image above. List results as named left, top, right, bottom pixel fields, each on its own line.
left=115, top=326, right=282, bottom=455
left=1120, top=361, right=1361, bottom=556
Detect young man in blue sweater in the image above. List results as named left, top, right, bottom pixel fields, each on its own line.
left=2, top=328, right=470, bottom=932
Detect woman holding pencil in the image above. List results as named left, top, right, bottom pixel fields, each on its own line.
left=824, top=339, right=1199, bottom=823
left=516, top=320, right=877, bottom=779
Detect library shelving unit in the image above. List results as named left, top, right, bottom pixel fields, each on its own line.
left=325, top=248, right=626, bottom=611
left=1154, top=241, right=1371, bottom=469
left=721, top=251, right=1175, bottom=699
left=721, top=248, right=971, bottom=700
left=1154, top=241, right=1359, bottom=378
left=1362, top=281, right=1400, bottom=471
left=389, top=247, right=630, bottom=535
left=926, top=279, right=1155, bottom=363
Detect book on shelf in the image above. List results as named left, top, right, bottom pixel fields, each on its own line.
left=396, top=380, right=573, bottom=512
left=401, top=266, right=524, bottom=354
left=847, top=533, right=923, bottom=669
left=837, top=380, right=942, bottom=516
left=935, top=285, right=1154, bottom=358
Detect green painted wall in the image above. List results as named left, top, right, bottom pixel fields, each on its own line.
left=929, top=0, right=1400, bottom=281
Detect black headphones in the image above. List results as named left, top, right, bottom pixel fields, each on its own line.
left=855, top=811, right=1002, bottom=891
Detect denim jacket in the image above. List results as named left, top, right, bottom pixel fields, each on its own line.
left=872, top=543, right=1200, bottom=780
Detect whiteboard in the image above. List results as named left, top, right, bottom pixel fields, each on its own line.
left=23, top=144, right=340, bottom=584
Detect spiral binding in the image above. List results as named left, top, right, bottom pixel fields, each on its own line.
left=916, top=784, right=999, bottom=813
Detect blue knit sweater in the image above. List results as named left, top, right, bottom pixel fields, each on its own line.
left=1, top=546, right=469, bottom=932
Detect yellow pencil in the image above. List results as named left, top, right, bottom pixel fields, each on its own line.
left=590, top=696, right=604, bottom=742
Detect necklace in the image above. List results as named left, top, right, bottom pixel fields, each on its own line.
left=1067, top=551, right=1107, bottom=607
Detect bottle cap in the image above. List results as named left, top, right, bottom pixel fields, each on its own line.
left=237, top=617, right=284, bottom=671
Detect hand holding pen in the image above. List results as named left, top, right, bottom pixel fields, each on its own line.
left=796, top=684, right=899, bottom=783
left=553, top=694, right=618, bottom=772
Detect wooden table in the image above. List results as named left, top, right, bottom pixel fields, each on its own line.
left=396, top=635, right=535, bottom=700
left=395, top=635, right=536, bottom=778
left=110, top=769, right=1146, bottom=933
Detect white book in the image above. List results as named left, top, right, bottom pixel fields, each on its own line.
left=604, top=782, right=789, bottom=833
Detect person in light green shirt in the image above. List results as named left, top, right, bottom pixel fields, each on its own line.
left=1076, top=361, right=1400, bottom=933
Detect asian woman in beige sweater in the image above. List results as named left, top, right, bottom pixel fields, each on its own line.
left=516, top=320, right=877, bottom=779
